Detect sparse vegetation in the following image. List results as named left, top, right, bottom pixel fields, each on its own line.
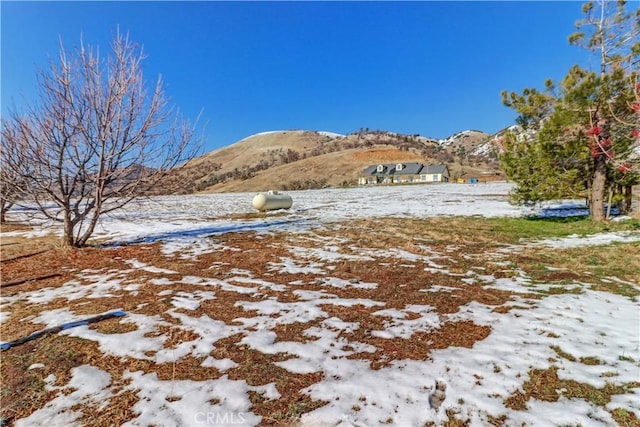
left=2, top=214, right=638, bottom=424
left=505, top=366, right=640, bottom=421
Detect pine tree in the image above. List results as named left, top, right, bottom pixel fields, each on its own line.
left=500, top=1, right=639, bottom=220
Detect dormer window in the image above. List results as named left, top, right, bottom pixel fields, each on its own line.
left=396, top=163, right=403, bottom=171
left=377, top=164, right=384, bottom=173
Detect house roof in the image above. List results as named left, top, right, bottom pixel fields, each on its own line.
left=422, top=164, right=448, bottom=174
left=361, top=162, right=448, bottom=176
left=395, top=162, right=423, bottom=175
left=362, top=165, right=379, bottom=175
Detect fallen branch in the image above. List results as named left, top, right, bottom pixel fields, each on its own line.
left=0, top=273, right=62, bottom=288
left=1, top=250, right=49, bottom=263
left=0, top=311, right=126, bottom=351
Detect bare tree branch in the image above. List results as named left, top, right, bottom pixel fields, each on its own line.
left=1, top=30, right=200, bottom=246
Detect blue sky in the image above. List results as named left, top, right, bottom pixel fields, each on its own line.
left=2, top=1, right=595, bottom=152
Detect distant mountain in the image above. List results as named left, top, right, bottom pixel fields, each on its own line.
left=160, top=128, right=505, bottom=194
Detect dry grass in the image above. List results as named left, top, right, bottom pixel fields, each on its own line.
left=518, top=244, right=640, bottom=298
left=505, top=366, right=640, bottom=423
left=1, top=216, right=638, bottom=425
left=0, top=222, right=60, bottom=263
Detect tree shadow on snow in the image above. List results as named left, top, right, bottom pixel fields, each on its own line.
left=98, top=216, right=315, bottom=248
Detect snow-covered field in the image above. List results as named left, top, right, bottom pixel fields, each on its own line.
left=2, top=182, right=639, bottom=426
left=4, top=183, right=548, bottom=244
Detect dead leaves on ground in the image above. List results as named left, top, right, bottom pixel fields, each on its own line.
left=1, top=218, right=637, bottom=425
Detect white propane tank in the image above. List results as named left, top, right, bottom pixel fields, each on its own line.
left=252, top=190, right=293, bottom=211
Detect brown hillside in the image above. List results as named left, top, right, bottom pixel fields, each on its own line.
left=204, top=147, right=429, bottom=193
left=165, top=131, right=351, bottom=193
left=188, top=131, right=333, bottom=169
left=161, top=129, right=503, bottom=194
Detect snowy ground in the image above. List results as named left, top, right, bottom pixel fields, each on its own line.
left=1, top=183, right=639, bottom=426
left=0, top=182, right=588, bottom=244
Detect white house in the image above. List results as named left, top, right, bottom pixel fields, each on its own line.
left=358, top=162, right=450, bottom=185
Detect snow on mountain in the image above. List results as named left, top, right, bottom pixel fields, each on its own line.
left=438, top=130, right=490, bottom=147
left=317, top=131, right=346, bottom=138
left=438, top=130, right=471, bottom=147
left=471, top=141, right=495, bottom=157
left=239, top=130, right=345, bottom=143
left=493, top=124, right=538, bottom=144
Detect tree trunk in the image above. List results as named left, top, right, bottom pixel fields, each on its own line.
left=624, top=185, right=633, bottom=214
left=76, top=211, right=101, bottom=248
left=590, top=154, right=607, bottom=222
left=63, top=211, right=77, bottom=247
left=606, top=186, right=613, bottom=220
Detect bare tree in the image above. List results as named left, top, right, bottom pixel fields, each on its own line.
left=0, top=126, right=23, bottom=223
left=0, top=172, right=15, bottom=224
left=1, top=30, right=200, bottom=246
